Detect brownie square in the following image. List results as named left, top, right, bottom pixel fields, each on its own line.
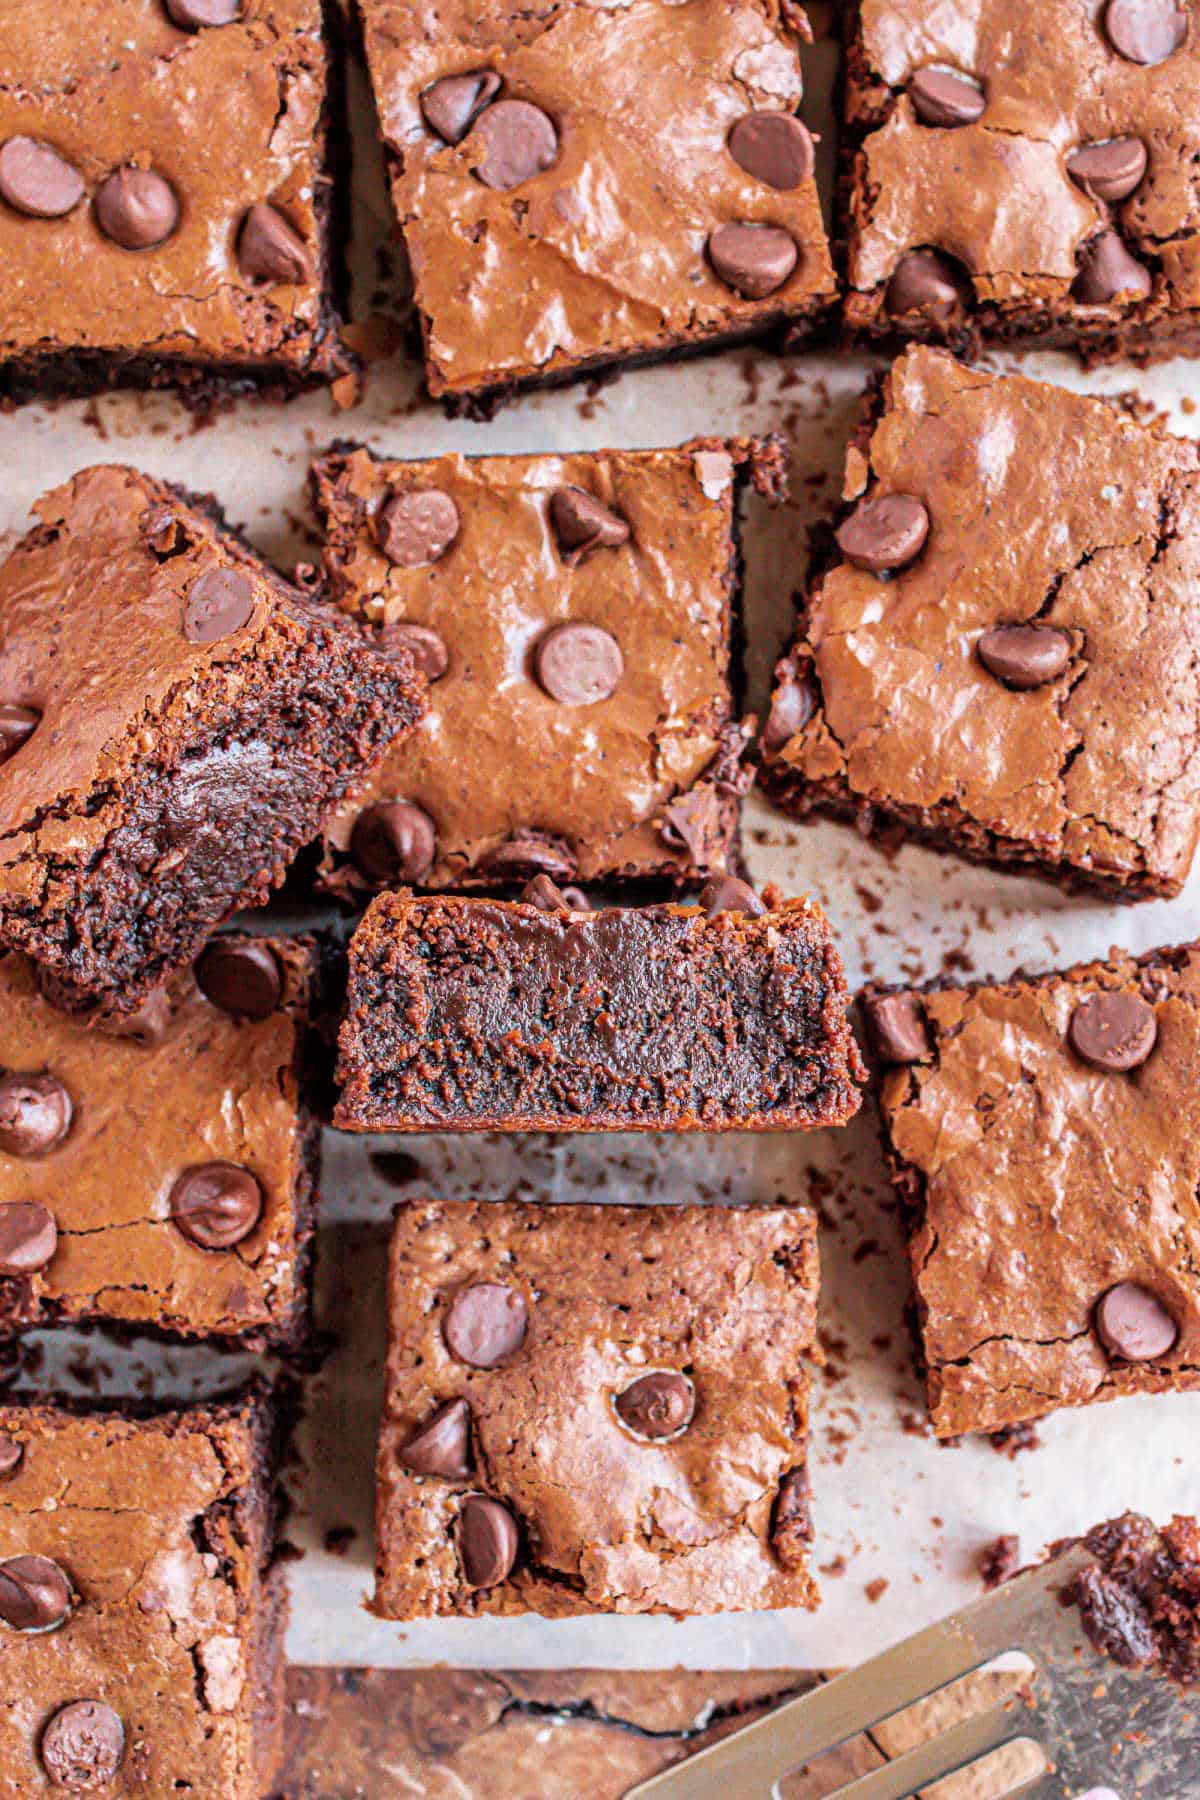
left=308, top=437, right=786, bottom=895
left=357, top=0, right=837, bottom=412
left=375, top=1199, right=820, bottom=1618
left=334, top=891, right=864, bottom=1133
left=0, top=0, right=350, bottom=400
left=840, top=0, right=1200, bottom=363
left=0, top=1386, right=288, bottom=1797
left=0, top=465, right=424, bottom=1014
left=871, top=942, right=1200, bottom=1438
left=761, top=348, right=1200, bottom=899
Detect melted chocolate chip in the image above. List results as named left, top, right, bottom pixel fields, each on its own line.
left=377, top=622, right=450, bottom=682
left=194, top=940, right=282, bottom=1020
left=237, top=202, right=312, bottom=284
left=350, top=801, right=437, bottom=884
left=549, top=488, right=630, bottom=565
left=699, top=876, right=765, bottom=918
left=522, top=873, right=571, bottom=911
left=560, top=886, right=591, bottom=911
left=41, top=1701, right=125, bottom=1789
left=613, top=1371, right=695, bottom=1440
left=1103, top=0, right=1188, bottom=64
left=770, top=1467, right=813, bottom=1571
left=456, top=1494, right=519, bottom=1588
left=1074, top=229, right=1152, bottom=304
left=0, top=1202, right=57, bottom=1275
left=443, top=1282, right=527, bottom=1368
left=94, top=167, right=180, bottom=250
left=707, top=222, right=798, bottom=298
left=165, top=0, right=243, bottom=24
left=485, top=832, right=576, bottom=880
left=0, top=137, right=84, bottom=218
left=376, top=489, right=460, bottom=568
left=727, top=112, right=815, bottom=189
left=421, top=70, right=503, bottom=144
left=1095, top=1283, right=1179, bottom=1361
left=471, top=99, right=558, bottom=190
left=534, top=623, right=624, bottom=705
left=863, top=992, right=929, bottom=1065
left=762, top=672, right=815, bottom=752
left=398, top=1398, right=474, bottom=1478
left=0, top=1073, right=72, bottom=1157
left=976, top=623, right=1073, bottom=689
left=836, top=494, right=929, bottom=573
left=169, top=1163, right=263, bottom=1249
left=0, top=704, right=39, bottom=764
left=0, top=1555, right=71, bottom=1632
left=1066, top=137, right=1148, bottom=202
left=0, top=1436, right=23, bottom=1480
left=1069, top=991, right=1157, bottom=1071
left=908, top=67, right=986, bottom=127
left=886, top=249, right=963, bottom=321
left=183, top=567, right=256, bottom=644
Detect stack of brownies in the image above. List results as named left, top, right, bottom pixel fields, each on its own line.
left=0, top=0, right=1198, bottom=1793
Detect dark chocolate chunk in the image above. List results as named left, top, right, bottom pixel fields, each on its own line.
left=727, top=112, right=815, bottom=189
left=1074, top=1562, right=1157, bottom=1666
left=0, top=1436, right=23, bottom=1479
left=863, top=992, right=929, bottom=1064
left=377, top=622, right=449, bottom=682
left=908, top=68, right=986, bottom=127
left=194, top=940, right=282, bottom=1020
left=40, top=1701, right=125, bottom=1789
left=0, top=704, right=39, bottom=764
left=376, top=490, right=460, bottom=568
left=762, top=671, right=815, bottom=751
left=836, top=494, right=929, bottom=573
left=707, top=222, right=798, bottom=298
left=165, top=0, right=243, bottom=25
left=613, top=1371, right=695, bottom=1439
left=770, top=1467, right=813, bottom=1571
left=237, top=202, right=313, bottom=284
left=521, top=873, right=570, bottom=911
left=94, top=167, right=180, bottom=250
left=0, top=1073, right=72, bottom=1156
left=1095, top=1283, right=1179, bottom=1362
left=182, top=567, right=256, bottom=644
left=1073, top=229, right=1152, bottom=304
left=471, top=99, right=559, bottom=190
left=1066, top=137, right=1148, bottom=202
left=421, top=71, right=503, bottom=144
left=0, top=1555, right=71, bottom=1632
left=534, top=623, right=624, bottom=705
left=886, top=249, right=963, bottom=320
left=1069, top=991, right=1157, bottom=1071
left=443, top=1282, right=527, bottom=1368
left=399, top=1398, right=474, bottom=1479
left=456, top=1494, right=519, bottom=1589
left=484, top=831, right=576, bottom=880
left=0, top=137, right=84, bottom=218
left=350, top=801, right=437, bottom=884
left=699, top=876, right=765, bottom=917
left=169, top=1163, right=263, bottom=1249
left=0, top=1202, right=57, bottom=1275
left=549, top=488, right=630, bottom=565
left=1103, top=0, right=1188, bottom=64
left=976, top=623, right=1073, bottom=689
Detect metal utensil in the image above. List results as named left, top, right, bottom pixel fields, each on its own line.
left=624, top=1544, right=1200, bottom=1800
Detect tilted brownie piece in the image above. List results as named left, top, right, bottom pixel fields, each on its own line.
left=357, top=0, right=836, bottom=413
left=872, top=941, right=1200, bottom=1438
left=0, top=466, right=424, bottom=1013
left=0, top=1386, right=289, bottom=1797
left=0, top=0, right=351, bottom=400
left=375, top=1199, right=820, bottom=1618
left=841, top=0, right=1200, bottom=363
left=761, top=349, right=1200, bottom=898
left=308, top=437, right=784, bottom=895
left=1061, top=1513, right=1200, bottom=1688
left=0, top=935, right=319, bottom=1348
left=334, top=889, right=864, bottom=1133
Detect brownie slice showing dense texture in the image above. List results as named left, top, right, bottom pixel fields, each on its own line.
left=334, top=890, right=864, bottom=1133
left=0, top=466, right=424, bottom=1014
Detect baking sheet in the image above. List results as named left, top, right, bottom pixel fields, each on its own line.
left=2, top=19, right=1199, bottom=1677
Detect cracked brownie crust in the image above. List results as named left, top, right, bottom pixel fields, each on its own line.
left=375, top=1200, right=820, bottom=1619
left=762, top=348, right=1200, bottom=898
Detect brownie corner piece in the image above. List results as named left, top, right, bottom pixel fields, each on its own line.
left=0, top=465, right=424, bottom=1012
left=374, top=1198, right=820, bottom=1618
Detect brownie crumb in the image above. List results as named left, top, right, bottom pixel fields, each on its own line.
left=980, top=1534, right=1021, bottom=1591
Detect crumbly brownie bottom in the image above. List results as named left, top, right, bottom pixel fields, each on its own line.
left=1063, top=1514, right=1200, bottom=1687
left=840, top=298, right=1200, bottom=371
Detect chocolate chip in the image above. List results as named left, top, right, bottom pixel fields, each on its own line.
left=886, top=249, right=963, bottom=321
left=165, top=0, right=243, bottom=24
left=1069, top=991, right=1157, bottom=1072
left=237, top=203, right=312, bottom=284
left=1066, top=137, right=1148, bottom=202
left=485, top=832, right=575, bottom=880
left=976, top=623, right=1073, bottom=690
left=699, top=876, right=765, bottom=918
left=0, top=1436, right=23, bottom=1480
left=762, top=673, right=815, bottom=752
left=0, top=1202, right=57, bottom=1275
left=444, top=1282, right=527, bottom=1368
left=41, top=1701, right=125, bottom=1790
left=456, top=1494, right=519, bottom=1589
left=350, top=801, right=437, bottom=884
left=377, top=622, right=449, bottom=681
left=183, top=567, right=256, bottom=644
left=560, top=886, right=591, bottom=911
left=1095, top=1283, right=1179, bottom=1361
left=1103, top=0, right=1188, bottom=63
left=169, top=1163, right=263, bottom=1249
left=1073, top=229, right=1152, bottom=304
left=727, top=112, right=815, bottom=189
left=613, top=1371, right=695, bottom=1440
left=0, top=137, right=84, bottom=218
left=908, top=68, right=986, bottom=127
left=376, top=489, right=460, bottom=568
left=770, top=1466, right=813, bottom=1571
left=0, top=1074, right=72, bottom=1157
left=836, top=494, right=929, bottom=573
left=707, top=222, right=798, bottom=299
left=195, top=940, right=282, bottom=1020
left=549, top=488, right=630, bottom=565
left=471, top=98, right=559, bottom=190
left=522, top=873, right=570, bottom=911
left=534, top=623, right=623, bottom=705
left=94, top=167, right=180, bottom=250
left=0, top=704, right=39, bottom=764
left=0, top=1555, right=71, bottom=1632
left=95, top=990, right=172, bottom=1047
left=421, top=70, right=503, bottom=144
left=863, top=992, right=928, bottom=1064
left=399, top=1398, right=473, bottom=1479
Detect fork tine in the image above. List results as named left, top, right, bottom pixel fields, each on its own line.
left=808, top=1703, right=1040, bottom=1800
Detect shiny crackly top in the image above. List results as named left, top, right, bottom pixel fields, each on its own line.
left=771, top=348, right=1200, bottom=890
left=0, top=1400, right=265, bottom=1795
left=0, top=1, right=334, bottom=369
left=313, top=442, right=743, bottom=887
left=847, top=0, right=1200, bottom=322
left=361, top=0, right=836, bottom=397
left=0, top=942, right=311, bottom=1339
left=881, top=946, right=1200, bottom=1437
left=377, top=1200, right=818, bottom=1617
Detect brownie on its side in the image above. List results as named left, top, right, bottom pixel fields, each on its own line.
left=0, top=935, right=319, bottom=1349
left=334, top=886, right=864, bottom=1133
left=761, top=348, right=1200, bottom=899
left=308, top=437, right=784, bottom=896
left=0, top=1387, right=289, bottom=1797
left=375, top=1199, right=820, bottom=1619
left=869, top=941, right=1200, bottom=1439
left=840, top=0, right=1200, bottom=363
left=0, top=0, right=351, bottom=400
left=357, top=0, right=837, bottom=413
left=0, top=466, right=424, bottom=1015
